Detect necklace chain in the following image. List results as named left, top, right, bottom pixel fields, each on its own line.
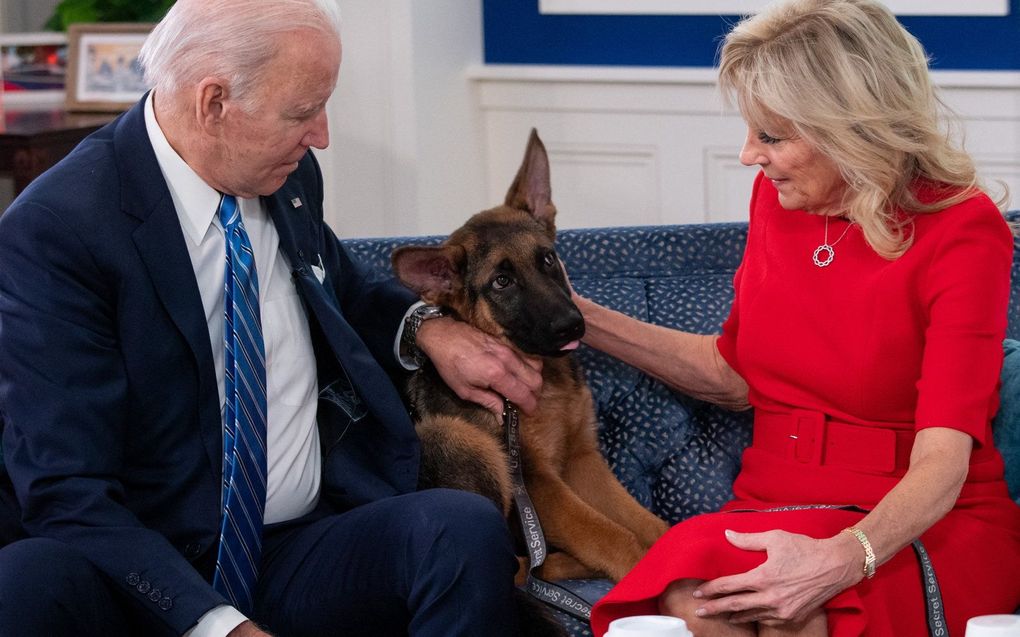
left=812, top=216, right=854, bottom=267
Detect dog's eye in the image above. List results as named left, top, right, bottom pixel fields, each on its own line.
left=542, top=252, right=556, bottom=269
left=492, top=274, right=513, bottom=290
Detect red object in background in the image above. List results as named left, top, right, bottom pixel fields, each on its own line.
left=1, top=44, right=67, bottom=92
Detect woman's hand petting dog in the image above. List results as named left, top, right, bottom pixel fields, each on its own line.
left=417, top=317, right=544, bottom=416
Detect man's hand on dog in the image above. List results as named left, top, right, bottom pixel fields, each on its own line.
left=416, top=317, right=543, bottom=415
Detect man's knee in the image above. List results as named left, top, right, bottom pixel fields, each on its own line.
left=402, top=489, right=519, bottom=630
left=414, top=488, right=512, bottom=546
left=405, top=488, right=517, bottom=582
left=0, top=538, right=99, bottom=598
left=0, top=538, right=125, bottom=636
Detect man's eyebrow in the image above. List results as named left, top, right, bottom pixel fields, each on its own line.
left=289, top=101, right=327, bottom=117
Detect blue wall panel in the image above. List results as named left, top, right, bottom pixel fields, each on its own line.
left=483, top=0, right=1020, bottom=70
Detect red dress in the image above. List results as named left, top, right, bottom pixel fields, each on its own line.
left=590, top=173, right=1020, bottom=637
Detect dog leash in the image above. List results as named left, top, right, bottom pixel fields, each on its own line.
left=503, top=399, right=593, bottom=621
left=731, top=504, right=949, bottom=637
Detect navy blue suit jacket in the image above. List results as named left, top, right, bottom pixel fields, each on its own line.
left=0, top=97, right=420, bottom=633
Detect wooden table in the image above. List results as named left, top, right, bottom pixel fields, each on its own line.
left=0, top=108, right=117, bottom=195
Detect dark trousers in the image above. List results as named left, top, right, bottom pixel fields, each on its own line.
left=0, top=489, right=521, bottom=637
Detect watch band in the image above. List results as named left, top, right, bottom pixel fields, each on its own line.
left=402, top=304, right=445, bottom=365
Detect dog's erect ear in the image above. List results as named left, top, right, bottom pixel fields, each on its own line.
left=504, top=128, right=556, bottom=234
left=391, top=244, right=466, bottom=304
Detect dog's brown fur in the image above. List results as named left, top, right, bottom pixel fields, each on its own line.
left=392, top=130, right=668, bottom=586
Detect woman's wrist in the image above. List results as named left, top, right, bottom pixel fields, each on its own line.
left=831, top=527, right=872, bottom=585
left=842, top=526, right=877, bottom=579
left=818, top=530, right=864, bottom=591
left=573, top=295, right=609, bottom=344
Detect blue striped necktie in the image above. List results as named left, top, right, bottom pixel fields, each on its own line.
left=212, top=194, right=268, bottom=614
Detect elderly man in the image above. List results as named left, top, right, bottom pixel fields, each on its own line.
left=0, top=1, right=543, bottom=635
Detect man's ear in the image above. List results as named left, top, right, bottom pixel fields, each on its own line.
left=195, top=77, right=229, bottom=135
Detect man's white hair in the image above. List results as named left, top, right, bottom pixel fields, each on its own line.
left=139, top=0, right=341, bottom=111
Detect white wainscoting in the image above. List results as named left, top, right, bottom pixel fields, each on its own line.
left=469, top=65, right=1020, bottom=228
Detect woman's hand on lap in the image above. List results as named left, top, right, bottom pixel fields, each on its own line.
left=692, top=528, right=863, bottom=625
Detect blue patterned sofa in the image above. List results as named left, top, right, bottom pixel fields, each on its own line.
left=343, top=211, right=1020, bottom=637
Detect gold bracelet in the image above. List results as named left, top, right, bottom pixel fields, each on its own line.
left=843, top=526, right=876, bottom=579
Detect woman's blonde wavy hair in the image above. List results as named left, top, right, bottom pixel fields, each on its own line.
left=718, top=0, right=1008, bottom=259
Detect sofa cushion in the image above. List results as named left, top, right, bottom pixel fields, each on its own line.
left=339, top=219, right=1020, bottom=637
left=560, top=224, right=753, bottom=524
left=571, top=278, right=647, bottom=413
left=994, top=339, right=1020, bottom=505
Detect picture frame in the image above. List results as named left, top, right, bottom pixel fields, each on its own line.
left=66, top=23, right=153, bottom=113
left=0, top=32, right=69, bottom=108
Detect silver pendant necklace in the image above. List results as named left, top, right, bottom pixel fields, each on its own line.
left=812, top=216, right=855, bottom=267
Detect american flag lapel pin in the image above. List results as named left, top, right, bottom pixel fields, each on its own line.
left=291, top=197, right=303, bottom=209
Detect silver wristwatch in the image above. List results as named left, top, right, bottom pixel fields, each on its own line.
left=402, top=304, right=445, bottom=365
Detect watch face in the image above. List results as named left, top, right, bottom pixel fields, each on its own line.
left=405, top=306, right=443, bottom=343
left=416, top=306, right=444, bottom=321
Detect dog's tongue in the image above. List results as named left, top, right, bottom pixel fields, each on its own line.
left=560, top=340, right=581, bottom=351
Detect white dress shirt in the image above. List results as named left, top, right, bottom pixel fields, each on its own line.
left=145, top=94, right=321, bottom=636
left=145, top=94, right=421, bottom=636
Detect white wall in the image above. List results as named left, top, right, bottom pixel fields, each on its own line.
left=0, top=0, right=58, bottom=32
left=324, top=8, right=1020, bottom=237
left=323, top=0, right=487, bottom=239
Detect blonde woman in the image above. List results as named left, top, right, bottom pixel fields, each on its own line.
left=586, top=1, right=1020, bottom=635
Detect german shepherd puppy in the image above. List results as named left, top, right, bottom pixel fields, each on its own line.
left=392, top=130, right=668, bottom=587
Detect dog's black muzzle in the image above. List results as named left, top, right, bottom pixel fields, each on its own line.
left=511, top=302, right=585, bottom=357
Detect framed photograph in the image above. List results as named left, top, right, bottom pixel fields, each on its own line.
left=66, top=23, right=153, bottom=113
left=0, top=32, right=68, bottom=108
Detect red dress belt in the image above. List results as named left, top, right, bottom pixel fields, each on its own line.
left=753, top=409, right=915, bottom=474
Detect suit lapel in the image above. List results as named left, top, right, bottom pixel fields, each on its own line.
left=115, top=98, right=222, bottom=475
left=265, top=184, right=412, bottom=426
